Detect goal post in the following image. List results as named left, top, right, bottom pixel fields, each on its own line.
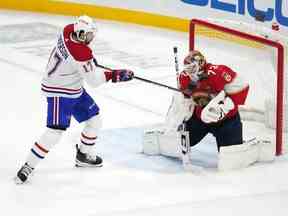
left=189, top=19, right=286, bottom=156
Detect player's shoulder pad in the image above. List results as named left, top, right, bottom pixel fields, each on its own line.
left=206, top=63, right=231, bottom=72
left=63, top=24, right=93, bottom=62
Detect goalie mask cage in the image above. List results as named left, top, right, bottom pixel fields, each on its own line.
left=189, top=19, right=287, bottom=156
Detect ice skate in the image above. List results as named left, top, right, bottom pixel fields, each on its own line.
left=14, top=163, right=34, bottom=184
left=75, top=144, right=103, bottom=167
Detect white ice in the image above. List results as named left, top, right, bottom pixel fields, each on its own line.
left=0, top=10, right=288, bottom=216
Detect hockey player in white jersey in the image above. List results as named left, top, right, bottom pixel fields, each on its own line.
left=15, top=15, right=134, bottom=184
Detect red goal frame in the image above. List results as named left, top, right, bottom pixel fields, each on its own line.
left=189, top=19, right=285, bottom=155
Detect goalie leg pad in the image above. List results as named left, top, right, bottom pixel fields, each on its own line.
left=218, top=138, right=275, bottom=171
left=159, top=130, right=181, bottom=158
left=257, top=139, right=275, bottom=162
left=142, top=130, right=161, bottom=155
left=143, top=129, right=181, bottom=158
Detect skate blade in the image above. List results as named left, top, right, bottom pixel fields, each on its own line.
left=75, top=160, right=103, bottom=168
left=13, top=176, right=25, bottom=185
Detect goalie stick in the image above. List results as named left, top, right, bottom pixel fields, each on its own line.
left=173, top=46, right=180, bottom=88
left=173, top=47, right=193, bottom=170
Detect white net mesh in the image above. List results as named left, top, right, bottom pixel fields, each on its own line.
left=190, top=19, right=288, bottom=154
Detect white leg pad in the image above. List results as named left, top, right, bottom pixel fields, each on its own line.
left=258, top=140, right=275, bottom=162
left=159, top=130, right=181, bottom=158
left=143, top=129, right=181, bottom=158
left=218, top=138, right=275, bottom=171
left=218, top=140, right=258, bottom=171
left=142, top=130, right=161, bottom=155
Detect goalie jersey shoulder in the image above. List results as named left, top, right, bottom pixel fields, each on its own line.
left=205, top=63, right=249, bottom=105
left=205, top=64, right=237, bottom=88
left=63, top=24, right=93, bottom=62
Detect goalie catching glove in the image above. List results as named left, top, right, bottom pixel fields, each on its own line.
left=201, top=90, right=235, bottom=123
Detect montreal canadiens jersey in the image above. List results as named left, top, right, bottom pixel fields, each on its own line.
left=179, top=63, right=249, bottom=120
left=42, top=24, right=106, bottom=98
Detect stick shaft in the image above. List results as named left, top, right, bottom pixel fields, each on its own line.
left=173, top=47, right=179, bottom=75
left=133, top=76, right=180, bottom=92
left=173, top=47, right=180, bottom=88
left=95, top=63, right=181, bottom=92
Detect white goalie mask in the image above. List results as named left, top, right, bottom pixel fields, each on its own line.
left=183, top=50, right=206, bottom=81
left=184, top=61, right=200, bottom=81
left=74, top=15, right=97, bottom=44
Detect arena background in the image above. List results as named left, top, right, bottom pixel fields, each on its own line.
left=0, top=0, right=287, bottom=33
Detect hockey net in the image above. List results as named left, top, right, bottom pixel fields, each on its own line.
left=189, top=19, right=288, bottom=155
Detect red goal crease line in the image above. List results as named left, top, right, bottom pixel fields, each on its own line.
left=189, top=19, right=285, bottom=156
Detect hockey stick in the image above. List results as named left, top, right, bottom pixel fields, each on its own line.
left=173, top=47, right=193, bottom=170
left=173, top=46, right=180, bottom=84
left=94, top=62, right=181, bottom=92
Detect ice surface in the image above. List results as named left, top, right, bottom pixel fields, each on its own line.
left=0, top=10, right=287, bottom=216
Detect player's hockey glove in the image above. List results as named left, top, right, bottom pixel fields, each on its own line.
left=111, top=69, right=134, bottom=82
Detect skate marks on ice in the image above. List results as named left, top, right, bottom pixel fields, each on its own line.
left=96, top=127, right=218, bottom=173
left=0, top=22, right=169, bottom=69
left=0, top=22, right=58, bottom=43
left=0, top=22, right=58, bottom=57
